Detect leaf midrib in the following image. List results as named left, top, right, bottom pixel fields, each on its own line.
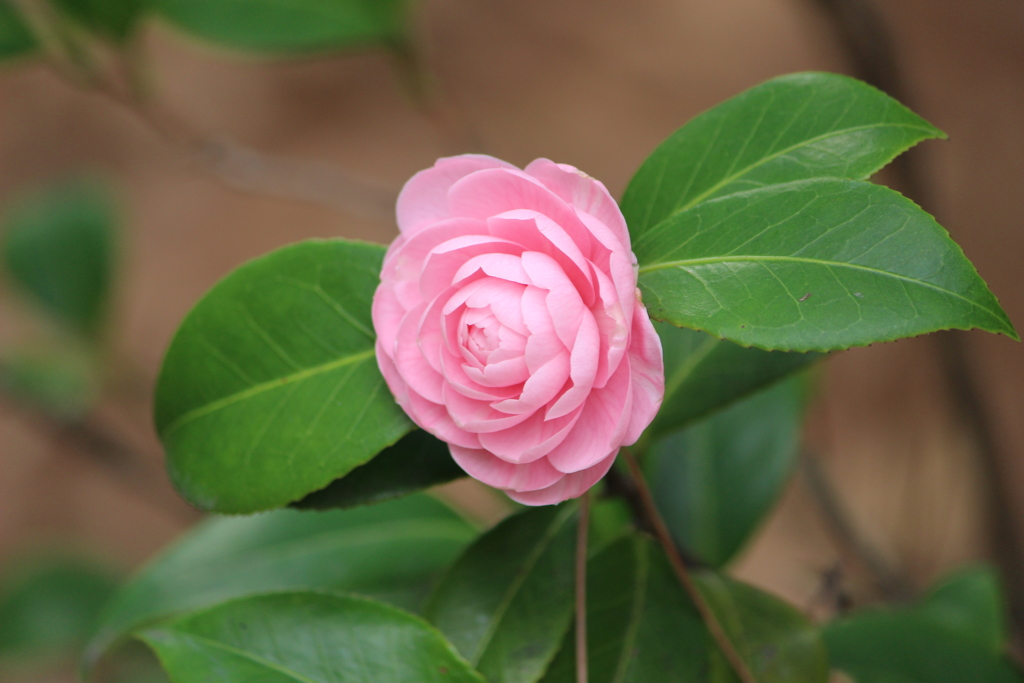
left=149, top=629, right=320, bottom=683
left=650, top=121, right=938, bottom=228
left=612, top=539, right=650, bottom=683
left=471, top=505, right=577, bottom=666
left=160, top=347, right=376, bottom=438
left=639, top=255, right=1008, bottom=325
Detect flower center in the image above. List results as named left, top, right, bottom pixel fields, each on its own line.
left=458, top=307, right=526, bottom=370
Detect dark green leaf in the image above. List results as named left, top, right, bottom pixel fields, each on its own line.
left=140, top=591, right=485, bottom=683
left=294, top=429, right=465, bottom=510
left=647, top=376, right=806, bottom=567
left=635, top=179, right=1017, bottom=351
left=540, top=536, right=828, bottom=682
left=825, top=565, right=1022, bottom=682
left=2, top=178, right=116, bottom=338
left=427, top=504, right=579, bottom=683
left=823, top=565, right=1024, bottom=683
left=0, top=558, right=117, bottom=661
left=84, top=494, right=476, bottom=673
left=650, top=321, right=818, bottom=435
left=154, top=239, right=412, bottom=513
left=156, top=0, right=410, bottom=54
left=620, top=72, right=944, bottom=237
left=695, top=571, right=827, bottom=681
left=0, top=1, right=35, bottom=60
left=917, top=566, right=1004, bottom=653
left=52, top=0, right=148, bottom=41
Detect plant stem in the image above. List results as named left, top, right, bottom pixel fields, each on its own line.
left=575, top=492, right=590, bottom=683
left=622, top=451, right=757, bottom=683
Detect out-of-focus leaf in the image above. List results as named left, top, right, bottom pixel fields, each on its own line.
left=539, top=536, right=828, bottom=682
left=916, top=566, right=1004, bottom=653
left=2, top=178, right=116, bottom=338
left=0, top=349, right=97, bottom=418
left=294, top=429, right=465, bottom=510
left=140, top=592, right=486, bottom=683
left=646, top=376, right=807, bottom=567
left=0, top=1, right=35, bottom=59
left=650, top=321, right=818, bottom=435
left=156, top=0, right=411, bottom=54
left=0, top=559, right=117, bottom=661
left=635, top=178, right=1016, bottom=351
left=52, top=0, right=149, bottom=42
left=825, top=564, right=1023, bottom=682
left=620, top=72, right=945, bottom=237
left=154, top=239, right=412, bottom=514
left=84, top=494, right=477, bottom=674
left=427, top=504, right=579, bottom=683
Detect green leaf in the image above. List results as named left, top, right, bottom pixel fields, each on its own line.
left=52, top=0, right=149, bottom=42
left=695, top=571, right=828, bottom=682
left=620, top=72, right=945, bottom=237
left=84, top=494, right=476, bottom=673
left=294, top=429, right=465, bottom=510
left=825, top=565, right=1022, bottom=682
left=426, top=504, right=579, bottom=683
left=156, top=0, right=410, bottom=54
left=0, top=348, right=97, bottom=419
left=646, top=376, right=806, bottom=567
left=0, top=558, right=117, bottom=662
left=917, top=566, right=1005, bottom=653
left=635, top=179, right=1017, bottom=351
left=139, top=591, right=485, bottom=683
left=154, top=239, right=412, bottom=513
left=0, top=0, right=35, bottom=60
left=2, top=178, right=116, bottom=338
left=650, top=321, right=818, bottom=435
left=539, top=536, right=828, bottom=682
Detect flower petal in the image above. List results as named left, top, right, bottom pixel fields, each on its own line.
left=505, top=452, right=618, bottom=505
left=397, top=155, right=516, bottom=234
left=623, top=303, right=665, bottom=445
left=524, top=158, right=631, bottom=251
left=450, top=444, right=564, bottom=491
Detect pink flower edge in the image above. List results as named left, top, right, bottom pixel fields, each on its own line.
left=373, top=154, right=664, bottom=505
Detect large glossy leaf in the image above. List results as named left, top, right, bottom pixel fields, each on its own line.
left=620, top=72, right=944, bottom=237
left=154, top=239, right=412, bottom=513
left=0, top=0, right=35, bottom=60
left=650, top=321, right=818, bottom=436
left=646, top=376, right=806, bottom=568
left=2, top=179, right=116, bottom=338
left=426, top=505, right=579, bottom=683
left=140, top=591, right=485, bottom=683
left=540, top=536, right=828, bottom=682
left=825, top=565, right=1023, bottom=682
left=294, top=429, right=465, bottom=510
left=156, top=0, right=410, bottom=54
left=52, top=0, right=149, bottom=41
left=0, top=559, right=117, bottom=662
left=635, top=178, right=1016, bottom=351
left=84, top=494, right=476, bottom=673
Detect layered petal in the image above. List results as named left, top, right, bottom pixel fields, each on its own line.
left=373, top=154, right=665, bottom=506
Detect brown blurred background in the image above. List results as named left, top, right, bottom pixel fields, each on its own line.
left=0, top=0, right=1022, bottom=678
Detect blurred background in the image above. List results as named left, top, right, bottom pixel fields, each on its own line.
left=0, top=0, right=1022, bottom=680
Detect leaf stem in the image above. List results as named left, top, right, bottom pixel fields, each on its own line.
left=622, top=450, right=757, bottom=683
left=575, top=492, right=590, bottom=683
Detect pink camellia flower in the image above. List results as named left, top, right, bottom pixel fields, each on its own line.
left=372, top=155, right=664, bottom=505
